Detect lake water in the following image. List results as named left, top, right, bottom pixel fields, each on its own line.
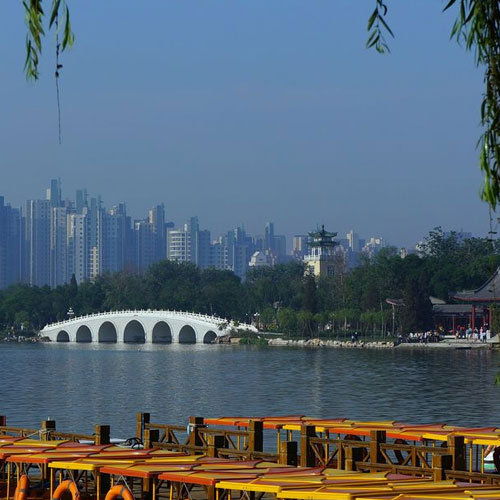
left=1, top=343, right=499, bottom=438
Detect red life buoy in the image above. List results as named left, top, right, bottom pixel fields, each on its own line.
left=104, top=485, right=135, bottom=500
left=53, top=480, right=81, bottom=500
left=15, top=474, right=29, bottom=500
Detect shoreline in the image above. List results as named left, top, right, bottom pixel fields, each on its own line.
left=265, top=338, right=494, bottom=349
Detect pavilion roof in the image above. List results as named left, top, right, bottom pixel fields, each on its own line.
left=452, top=267, right=500, bottom=303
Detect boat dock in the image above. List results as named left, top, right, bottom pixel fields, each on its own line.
left=3, top=414, right=500, bottom=500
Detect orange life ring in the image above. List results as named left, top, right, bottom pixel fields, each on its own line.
left=15, top=474, right=29, bottom=500
left=104, top=485, right=135, bottom=500
left=53, top=480, right=81, bottom=500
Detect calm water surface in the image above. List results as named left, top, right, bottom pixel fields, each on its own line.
left=1, top=344, right=499, bottom=437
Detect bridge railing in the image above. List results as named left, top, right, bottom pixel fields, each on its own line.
left=42, top=309, right=255, bottom=331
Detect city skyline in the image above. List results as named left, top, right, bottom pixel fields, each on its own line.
left=0, top=1, right=490, bottom=248
left=0, top=179, right=482, bottom=251
left=0, top=178, right=393, bottom=289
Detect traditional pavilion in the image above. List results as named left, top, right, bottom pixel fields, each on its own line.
left=450, top=267, right=500, bottom=330
left=303, top=225, right=338, bottom=278
left=433, top=267, right=500, bottom=332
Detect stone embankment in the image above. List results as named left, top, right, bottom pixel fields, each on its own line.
left=267, top=338, right=394, bottom=348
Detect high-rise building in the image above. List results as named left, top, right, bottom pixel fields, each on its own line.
left=187, top=217, right=199, bottom=265
left=347, top=230, right=360, bottom=252
left=274, top=235, right=287, bottom=259
left=292, top=235, right=308, bottom=259
left=25, top=199, right=51, bottom=286
left=102, top=204, right=132, bottom=273
left=264, top=222, right=275, bottom=252
left=50, top=206, right=69, bottom=287
left=210, top=237, right=229, bottom=270
left=149, top=204, right=166, bottom=262
left=134, top=219, right=156, bottom=273
left=75, top=189, right=86, bottom=214
left=87, top=198, right=103, bottom=280
left=67, top=212, right=88, bottom=284
left=0, top=197, right=22, bottom=289
left=46, top=179, right=62, bottom=208
left=167, top=217, right=202, bottom=267
left=198, top=229, right=211, bottom=269
left=167, top=227, right=189, bottom=263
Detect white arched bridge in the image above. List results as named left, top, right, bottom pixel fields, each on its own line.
left=41, top=310, right=257, bottom=344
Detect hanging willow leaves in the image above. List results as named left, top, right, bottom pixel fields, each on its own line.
left=23, top=0, right=74, bottom=81
left=443, top=0, right=500, bottom=210
left=366, top=1, right=500, bottom=210
left=366, top=0, right=393, bottom=54
left=23, top=0, right=74, bottom=143
left=23, top=0, right=44, bottom=80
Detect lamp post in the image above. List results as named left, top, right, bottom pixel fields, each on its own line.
left=385, top=299, right=405, bottom=337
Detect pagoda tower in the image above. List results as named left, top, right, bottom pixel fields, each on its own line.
left=303, top=225, right=338, bottom=278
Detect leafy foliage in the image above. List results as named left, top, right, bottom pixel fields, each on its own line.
left=445, top=0, right=500, bottom=208
left=366, top=0, right=394, bottom=53
left=23, top=0, right=74, bottom=80
left=0, top=229, right=497, bottom=338
left=366, top=1, right=500, bottom=208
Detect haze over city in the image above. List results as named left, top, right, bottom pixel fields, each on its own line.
left=0, top=0, right=489, bottom=247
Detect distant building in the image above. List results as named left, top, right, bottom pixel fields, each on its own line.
left=210, top=237, right=229, bottom=270
left=264, top=222, right=274, bottom=253
left=347, top=230, right=360, bottom=252
left=167, top=217, right=199, bottom=265
left=303, top=225, right=338, bottom=278
left=167, top=227, right=189, bottom=263
left=25, top=199, right=51, bottom=286
left=198, top=229, right=211, bottom=269
left=363, top=237, right=384, bottom=258
left=249, top=251, right=272, bottom=268
left=0, top=196, right=22, bottom=288
left=102, top=204, right=133, bottom=274
left=149, top=204, right=166, bottom=262
left=248, top=250, right=273, bottom=268
left=46, top=178, right=62, bottom=208
left=274, top=234, right=287, bottom=259
left=50, top=206, right=69, bottom=286
left=292, top=235, right=308, bottom=259
left=67, top=212, right=89, bottom=284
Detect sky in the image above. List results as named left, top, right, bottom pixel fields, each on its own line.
left=0, top=0, right=491, bottom=248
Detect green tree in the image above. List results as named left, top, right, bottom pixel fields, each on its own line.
left=297, top=310, right=314, bottom=338
left=276, top=307, right=297, bottom=335
left=259, top=307, right=276, bottom=331
left=401, top=275, right=433, bottom=332
left=302, top=275, right=318, bottom=314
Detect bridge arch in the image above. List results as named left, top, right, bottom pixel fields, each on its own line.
left=179, top=325, right=197, bottom=344
left=152, top=321, right=172, bottom=343
left=98, top=321, right=117, bottom=343
left=76, top=325, right=92, bottom=343
left=203, top=330, right=217, bottom=344
left=57, top=330, right=70, bottom=342
left=124, top=320, right=146, bottom=343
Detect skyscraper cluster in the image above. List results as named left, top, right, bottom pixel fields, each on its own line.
left=0, top=180, right=290, bottom=289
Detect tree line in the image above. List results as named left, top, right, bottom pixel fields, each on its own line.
left=1, top=228, right=499, bottom=338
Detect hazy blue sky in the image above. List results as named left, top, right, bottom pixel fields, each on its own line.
left=0, top=1, right=490, bottom=247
